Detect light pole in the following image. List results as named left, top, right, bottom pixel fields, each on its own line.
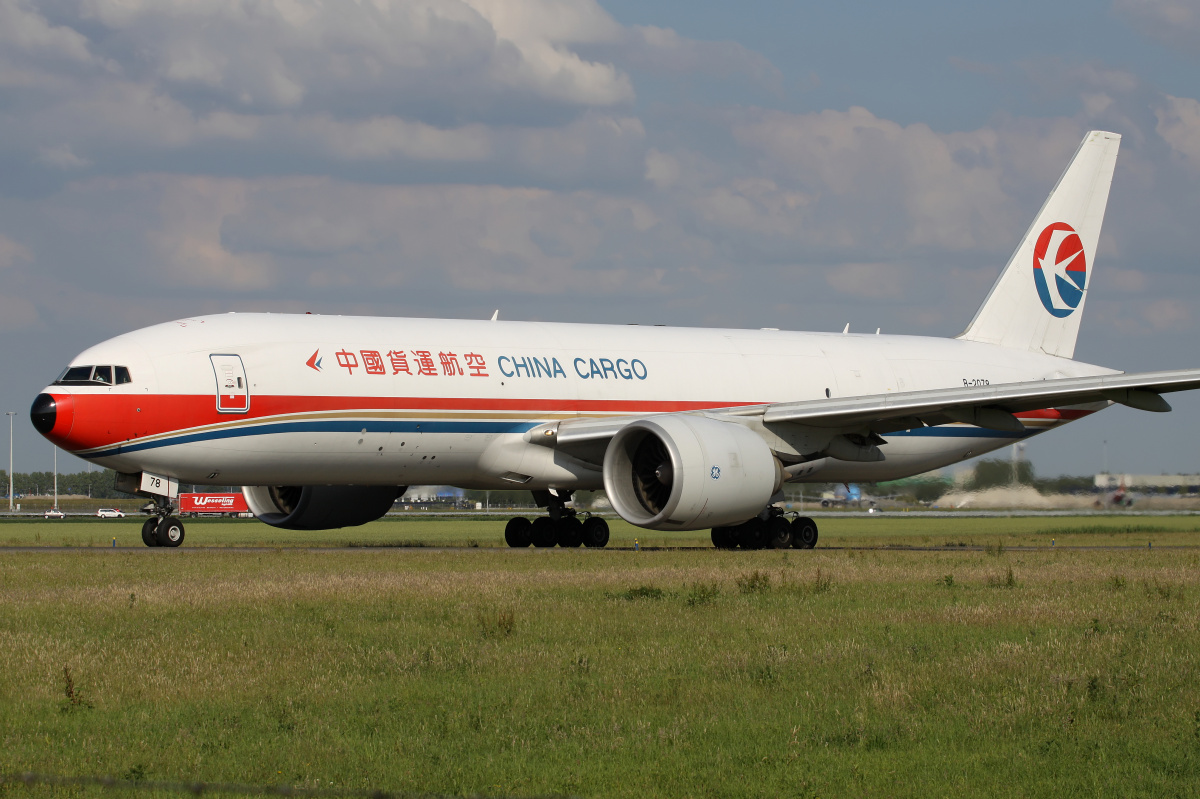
left=6, top=412, right=14, bottom=513
left=53, top=444, right=58, bottom=510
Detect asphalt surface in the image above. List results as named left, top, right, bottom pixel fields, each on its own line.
left=2, top=543, right=1192, bottom=553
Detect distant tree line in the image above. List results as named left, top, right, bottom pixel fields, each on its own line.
left=1, top=468, right=126, bottom=499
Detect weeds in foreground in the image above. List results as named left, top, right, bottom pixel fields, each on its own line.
left=782, top=568, right=834, bottom=597
left=985, top=541, right=1006, bottom=557
left=60, top=665, right=92, bottom=712
left=736, top=570, right=771, bottom=594
left=475, top=607, right=516, bottom=639
left=610, top=585, right=665, bottom=601
left=1107, top=574, right=1127, bottom=591
left=685, top=582, right=720, bottom=606
left=1142, top=578, right=1184, bottom=600
left=987, top=567, right=1018, bottom=589
left=940, top=574, right=955, bottom=588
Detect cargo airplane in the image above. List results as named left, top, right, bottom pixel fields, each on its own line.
left=30, top=131, right=1200, bottom=548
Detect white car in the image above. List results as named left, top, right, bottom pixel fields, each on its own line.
left=96, top=508, right=125, bottom=518
left=44, top=509, right=65, bottom=519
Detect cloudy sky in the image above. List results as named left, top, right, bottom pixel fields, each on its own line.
left=3, top=0, right=1200, bottom=478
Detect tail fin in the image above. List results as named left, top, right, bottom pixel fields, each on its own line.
left=959, top=130, right=1120, bottom=358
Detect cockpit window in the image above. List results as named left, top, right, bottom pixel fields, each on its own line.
left=54, top=365, right=133, bottom=386
left=58, top=366, right=93, bottom=384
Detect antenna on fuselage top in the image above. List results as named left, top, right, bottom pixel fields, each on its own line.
left=842, top=323, right=849, bottom=334
left=491, top=310, right=499, bottom=321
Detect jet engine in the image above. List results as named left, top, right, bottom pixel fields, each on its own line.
left=242, top=485, right=404, bottom=530
left=603, top=415, right=781, bottom=530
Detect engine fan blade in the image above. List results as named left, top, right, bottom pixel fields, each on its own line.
left=631, top=435, right=673, bottom=514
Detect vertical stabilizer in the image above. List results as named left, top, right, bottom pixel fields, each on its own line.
left=959, top=130, right=1120, bottom=358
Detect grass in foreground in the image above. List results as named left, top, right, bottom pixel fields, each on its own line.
left=1, top=544, right=1198, bottom=797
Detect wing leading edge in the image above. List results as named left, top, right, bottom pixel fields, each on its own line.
left=530, top=368, right=1200, bottom=465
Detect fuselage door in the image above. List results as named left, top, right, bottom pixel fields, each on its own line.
left=210, top=354, right=250, bottom=413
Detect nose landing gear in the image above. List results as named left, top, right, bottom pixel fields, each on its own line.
left=140, top=496, right=185, bottom=547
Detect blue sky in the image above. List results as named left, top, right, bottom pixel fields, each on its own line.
left=2, top=0, right=1200, bottom=479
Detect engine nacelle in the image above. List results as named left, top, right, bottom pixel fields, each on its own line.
left=603, top=415, right=781, bottom=530
left=242, top=485, right=404, bottom=530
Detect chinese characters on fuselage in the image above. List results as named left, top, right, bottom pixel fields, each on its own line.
left=329, top=350, right=648, bottom=380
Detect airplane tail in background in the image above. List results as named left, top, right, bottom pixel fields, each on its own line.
left=959, top=130, right=1121, bottom=359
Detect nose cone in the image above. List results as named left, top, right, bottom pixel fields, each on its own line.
left=31, top=393, right=56, bottom=434
left=31, top=393, right=74, bottom=442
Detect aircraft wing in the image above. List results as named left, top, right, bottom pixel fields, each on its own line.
left=533, top=368, right=1200, bottom=464
left=758, top=367, right=1200, bottom=431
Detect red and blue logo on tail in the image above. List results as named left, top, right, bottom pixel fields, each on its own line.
left=1032, top=222, right=1087, bottom=318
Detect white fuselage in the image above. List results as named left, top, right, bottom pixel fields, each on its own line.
left=40, top=313, right=1113, bottom=489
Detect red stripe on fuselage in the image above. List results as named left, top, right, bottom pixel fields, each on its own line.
left=53, top=393, right=1100, bottom=454
left=54, top=393, right=766, bottom=452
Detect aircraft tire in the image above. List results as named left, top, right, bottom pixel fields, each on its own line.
left=765, top=516, right=793, bottom=549
left=141, top=517, right=161, bottom=547
left=156, top=516, right=185, bottom=548
left=736, top=518, right=766, bottom=550
left=504, top=517, right=533, bottom=548
left=710, top=526, right=736, bottom=549
left=792, top=517, right=818, bottom=549
left=582, top=516, right=610, bottom=548
left=530, top=516, right=558, bottom=548
left=556, top=516, right=584, bottom=548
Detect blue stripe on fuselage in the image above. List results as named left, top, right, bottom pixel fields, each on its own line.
left=79, top=418, right=1037, bottom=460
left=81, top=419, right=541, bottom=458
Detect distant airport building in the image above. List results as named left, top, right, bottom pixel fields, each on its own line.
left=1094, top=474, right=1200, bottom=494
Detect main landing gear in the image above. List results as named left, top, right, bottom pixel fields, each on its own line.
left=140, top=497, right=186, bottom=548
left=710, top=510, right=818, bottom=551
left=504, top=489, right=610, bottom=549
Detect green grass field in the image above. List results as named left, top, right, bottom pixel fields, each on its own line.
left=2, top=517, right=1199, bottom=797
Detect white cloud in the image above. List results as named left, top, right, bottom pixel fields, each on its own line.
left=67, top=0, right=634, bottom=113
left=0, top=233, right=32, bottom=269
left=1156, top=94, right=1200, bottom=168
left=0, top=0, right=96, bottom=64
left=706, top=106, right=1034, bottom=255
left=145, top=177, right=276, bottom=290
left=825, top=262, right=910, bottom=300
left=35, top=143, right=90, bottom=168
left=1115, top=0, right=1200, bottom=55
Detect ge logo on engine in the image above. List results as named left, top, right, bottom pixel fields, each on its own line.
left=710, top=466, right=721, bottom=479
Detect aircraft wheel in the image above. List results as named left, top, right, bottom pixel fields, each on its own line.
left=711, top=526, right=735, bottom=549
left=504, top=517, right=533, bottom=547
left=141, top=517, right=161, bottom=547
left=556, top=516, right=584, bottom=548
left=530, top=516, right=558, bottom=548
left=156, top=517, right=185, bottom=548
left=582, top=517, right=610, bottom=548
left=765, top=516, right=793, bottom=549
left=736, top=519, right=766, bottom=550
left=792, top=517, right=818, bottom=549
